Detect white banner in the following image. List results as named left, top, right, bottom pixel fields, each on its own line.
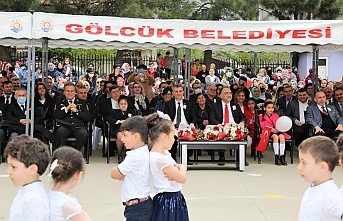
left=33, top=12, right=343, bottom=46
left=0, top=12, right=32, bottom=39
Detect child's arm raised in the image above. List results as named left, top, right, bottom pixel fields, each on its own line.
left=293, top=208, right=299, bottom=221
left=163, top=164, right=187, bottom=184
left=111, top=167, right=125, bottom=181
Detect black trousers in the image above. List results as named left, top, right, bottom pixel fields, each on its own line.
left=315, top=127, right=342, bottom=139
left=293, top=124, right=308, bottom=146
left=56, top=126, right=88, bottom=150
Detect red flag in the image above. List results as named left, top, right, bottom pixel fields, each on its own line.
left=257, top=126, right=272, bottom=152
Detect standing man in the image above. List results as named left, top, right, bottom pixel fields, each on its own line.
left=306, top=91, right=343, bottom=139
left=164, top=51, right=173, bottom=79
left=196, top=64, right=209, bottom=90
left=285, top=88, right=312, bottom=146
left=209, top=87, right=246, bottom=165
left=54, top=82, right=90, bottom=150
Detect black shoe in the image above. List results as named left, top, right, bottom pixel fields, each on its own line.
left=118, top=157, right=123, bottom=164
left=187, top=157, right=193, bottom=165
left=279, top=155, right=287, bottom=166
left=250, top=152, right=255, bottom=158
left=245, top=161, right=249, bottom=166
left=275, top=154, right=281, bottom=166
left=218, top=156, right=225, bottom=166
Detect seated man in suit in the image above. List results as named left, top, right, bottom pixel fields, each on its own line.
left=278, top=84, right=297, bottom=112
left=323, top=86, right=334, bottom=105
left=205, top=83, right=220, bottom=105
left=54, top=82, right=90, bottom=150
left=306, top=91, right=343, bottom=139
left=164, top=84, right=193, bottom=161
left=285, top=88, right=312, bottom=146
left=209, top=87, right=246, bottom=165
left=1, top=81, right=15, bottom=107
left=332, top=88, right=343, bottom=117
left=101, top=85, right=121, bottom=156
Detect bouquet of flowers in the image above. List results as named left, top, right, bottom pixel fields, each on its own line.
left=223, top=123, right=248, bottom=141
left=177, top=124, right=204, bottom=141
left=203, top=125, right=226, bottom=141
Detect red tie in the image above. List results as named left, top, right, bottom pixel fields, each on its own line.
left=224, top=104, right=229, bottom=124
left=321, top=106, right=328, bottom=115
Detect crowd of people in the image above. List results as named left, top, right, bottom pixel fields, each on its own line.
left=1, top=55, right=343, bottom=166
left=2, top=51, right=343, bottom=220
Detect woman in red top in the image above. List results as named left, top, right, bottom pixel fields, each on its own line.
left=259, top=101, right=290, bottom=166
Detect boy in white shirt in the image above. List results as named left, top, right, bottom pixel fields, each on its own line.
left=111, top=116, right=153, bottom=221
left=294, top=136, right=343, bottom=221
left=5, top=134, right=50, bottom=221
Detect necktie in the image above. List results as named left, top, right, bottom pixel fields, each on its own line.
left=5, top=96, right=9, bottom=105
left=321, top=106, right=328, bottom=115
left=224, top=104, right=229, bottom=124
left=20, top=105, right=25, bottom=113
left=176, top=102, right=181, bottom=127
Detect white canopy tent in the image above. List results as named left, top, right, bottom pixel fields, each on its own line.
left=1, top=12, right=343, bottom=136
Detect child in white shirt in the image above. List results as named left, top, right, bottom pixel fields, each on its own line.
left=111, top=116, right=153, bottom=221
left=5, top=135, right=50, bottom=221
left=146, top=112, right=189, bottom=221
left=294, top=136, right=343, bottom=221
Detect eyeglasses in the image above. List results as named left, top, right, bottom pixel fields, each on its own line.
left=133, top=86, right=141, bottom=89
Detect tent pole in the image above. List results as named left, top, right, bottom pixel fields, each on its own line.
left=173, top=48, right=178, bottom=83
left=311, top=44, right=319, bottom=101
left=25, top=39, right=32, bottom=135
left=184, top=48, right=191, bottom=100
left=42, top=38, right=48, bottom=85
left=30, top=44, right=36, bottom=137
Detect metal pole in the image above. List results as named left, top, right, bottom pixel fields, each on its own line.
left=25, top=39, right=32, bottom=135
left=173, top=48, right=178, bottom=83
left=253, top=52, right=257, bottom=75
left=30, top=44, right=36, bottom=137
left=184, top=48, right=191, bottom=100
left=42, top=38, right=48, bottom=85
left=311, top=45, right=319, bottom=100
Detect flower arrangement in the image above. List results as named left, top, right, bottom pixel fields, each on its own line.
left=223, top=123, right=248, bottom=141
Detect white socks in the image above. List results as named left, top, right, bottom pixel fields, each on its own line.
left=273, top=143, right=279, bottom=155
left=273, top=143, right=285, bottom=155
left=280, top=144, right=285, bottom=155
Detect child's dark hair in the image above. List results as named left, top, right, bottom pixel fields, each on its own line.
left=336, top=134, right=343, bottom=162
left=261, top=101, right=274, bottom=121
left=118, top=95, right=128, bottom=103
left=120, top=116, right=148, bottom=143
left=145, top=113, right=173, bottom=143
left=246, top=98, right=257, bottom=109
left=299, top=136, right=339, bottom=172
left=50, top=146, right=85, bottom=183
left=4, top=135, right=50, bottom=175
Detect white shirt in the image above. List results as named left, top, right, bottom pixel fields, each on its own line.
left=111, top=98, right=119, bottom=109
left=221, top=101, right=235, bottom=124
left=117, top=145, right=151, bottom=202
left=9, top=181, right=49, bottom=221
left=150, top=150, right=182, bottom=193
left=298, top=101, right=309, bottom=123
left=173, top=100, right=189, bottom=126
left=298, top=179, right=343, bottom=221
left=49, top=190, right=82, bottom=221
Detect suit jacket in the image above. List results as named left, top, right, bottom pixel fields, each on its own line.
left=306, top=104, right=343, bottom=128
left=285, top=99, right=313, bottom=124
left=0, top=93, right=16, bottom=114
left=2, top=101, right=31, bottom=133
left=53, top=96, right=90, bottom=127
left=164, top=98, right=193, bottom=125
left=332, top=101, right=343, bottom=117
left=100, top=98, right=117, bottom=119
left=105, top=109, right=135, bottom=134
left=209, top=101, right=246, bottom=125
left=278, top=95, right=297, bottom=111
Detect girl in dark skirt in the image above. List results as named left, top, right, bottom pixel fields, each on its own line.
left=146, top=112, right=189, bottom=221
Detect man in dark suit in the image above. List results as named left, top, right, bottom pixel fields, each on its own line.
left=332, top=88, right=343, bottom=117
left=278, top=84, right=297, bottom=112
left=101, top=85, right=121, bottom=156
left=285, top=88, right=312, bottom=146
left=306, top=91, right=343, bottom=139
left=0, top=81, right=15, bottom=109
left=54, top=82, right=90, bottom=150
left=164, top=84, right=193, bottom=161
left=205, top=83, right=220, bottom=105
left=209, top=87, right=246, bottom=165
left=323, top=86, right=334, bottom=105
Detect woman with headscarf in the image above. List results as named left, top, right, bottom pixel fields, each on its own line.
left=250, top=86, right=265, bottom=106
left=47, top=63, right=62, bottom=80
left=220, top=67, right=235, bottom=87
left=121, top=62, right=132, bottom=80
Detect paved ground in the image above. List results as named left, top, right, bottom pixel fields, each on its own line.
left=1, top=147, right=343, bottom=221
